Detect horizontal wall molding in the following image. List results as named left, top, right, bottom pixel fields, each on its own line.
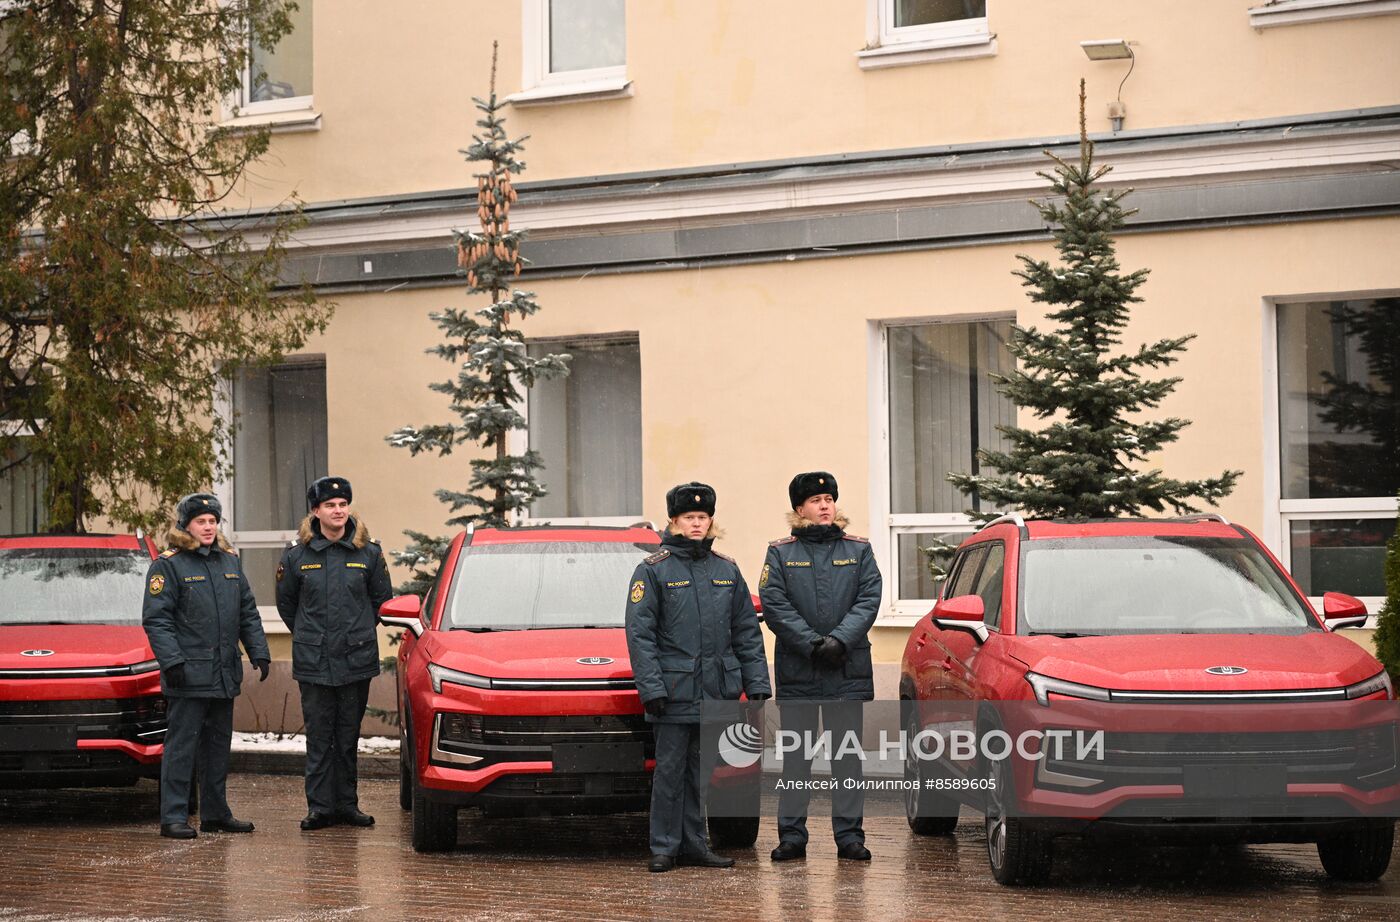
left=250, top=107, right=1400, bottom=293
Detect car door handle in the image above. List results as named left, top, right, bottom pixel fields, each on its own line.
left=914, top=632, right=929, bottom=649
left=941, top=656, right=954, bottom=670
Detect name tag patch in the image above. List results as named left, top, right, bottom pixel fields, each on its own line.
left=833, top=559, right=858, bottom=566
left=666, top=580, right=691, bottom=588
left=711, top=579, right=735, bottom=587
left=183, top=575, right=206, bottom=583
left=300, top=564, right=322, bottom=571
left=346, top=562, right=367, bottom=569
left=224, top=573, right=240, bottom=579
left=784, top=561, right=811, bottom=568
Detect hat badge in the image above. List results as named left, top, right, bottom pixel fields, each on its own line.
left=332, top=482, right=339, bottom=489
left=202, top=498, right=209, bottom=505
left=694, top=494, right=700, bottom=502
left=819, top=478, right=825, bottom=484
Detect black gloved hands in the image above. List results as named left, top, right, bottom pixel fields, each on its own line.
left=253, top=659, right=270, bottom=682
left=644, top=696, right=669, bottom=717
left=164, top=663, right=187, bottom=689
left=812, top=636, right=847, bottom=669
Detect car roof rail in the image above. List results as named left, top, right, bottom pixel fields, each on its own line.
left=1170, top=512, right=1231, bottom=525
left=979, top=511, right=1027, bottom=532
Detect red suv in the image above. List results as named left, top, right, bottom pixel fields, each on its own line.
left=380, top=524, right=762, bottom=852
left=901, top=514, right=1397, bottom=884
left=0, top=534, right=165, bottom=787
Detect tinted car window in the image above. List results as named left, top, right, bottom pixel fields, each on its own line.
left=944, top=544, right=988, bottom=601
left=0, top=547, right=148, bottom=626
left=1019, top=536, right=1316, bottom=636
left=971, top=542, right=1005, bottom=628
left=445, top=541, right=658, bottom=631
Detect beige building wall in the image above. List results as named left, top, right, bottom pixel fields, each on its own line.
left=309, top=214, right=1400, bottom=663
left=233, top=1, right=1400, bottom=209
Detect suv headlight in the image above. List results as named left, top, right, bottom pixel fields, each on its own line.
left=1344, top=670, right=1395, bottom=700
left=128, top=659, right=160, bottom=675
left=1026, top=671, right=1112, bottom=707
left=428, top=662, right=492, bottom=693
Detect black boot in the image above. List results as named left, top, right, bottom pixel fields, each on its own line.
left=677, top=850, right=735, bottom=868
left=202, top=817, right=255, bottom=833
left=337, top=808, right=375, bottom=827
left=160, top=822, right=197, bottom=840
left=300, top=811, right=337, bottom=830
left=770, top=841, right=806, bottom=862
left=648, top=854, right=676, bottom=873
left=836, top=841, right=871, bottom=861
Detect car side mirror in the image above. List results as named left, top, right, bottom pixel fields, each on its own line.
left=751, top=593, right=764, bottom=622
left=379, top=594, right=424, bottom=636
left=932, top=594, right=989, bottom=644
left=1322, top=591, right=1368, bottom=631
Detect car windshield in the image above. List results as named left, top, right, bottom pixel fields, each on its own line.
left=445, top=541, right=658, bottom=631
left=0, top=547, right=149, bottom=626
left=1019, top=536, right=1317, bottom=636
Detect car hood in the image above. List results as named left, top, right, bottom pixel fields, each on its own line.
left=1002, top=631, right=1382, bottom=692
left=424, top=627, right=633, bottom=680
left=0, top=624, right=154, bottom=670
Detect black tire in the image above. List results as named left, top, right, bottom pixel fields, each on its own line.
left=411, top=782, right=457, bottom=853
left=708, top=814, right=760, bottom=848
left=904, top=706, right=958, bottom=836
left=398, top=703, right=412, bottom=812
left=1317, top=819, right=1394, bottom=881
left=982, top=721, right=1052, bottom=886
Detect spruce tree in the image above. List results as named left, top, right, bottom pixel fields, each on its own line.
left=387, top=44, right=569, bottom=594
left=948, top=83, right=1240, bottom=520
left=1372, top=499, right=1400, bottom=685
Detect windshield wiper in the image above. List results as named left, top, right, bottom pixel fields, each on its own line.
left=1, top=620, right=82, bottom=626
left=1028, top=631, right=1100, bottom=638
left=459, top=626, right=510, bottom=633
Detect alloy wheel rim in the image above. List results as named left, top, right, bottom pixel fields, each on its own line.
left=985, top=755, right=1006, bottom=869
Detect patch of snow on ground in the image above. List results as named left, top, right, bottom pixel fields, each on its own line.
left=232, top=731, right=398, bottom=755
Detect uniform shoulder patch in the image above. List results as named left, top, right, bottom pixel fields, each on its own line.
left=644, top=549, right=671, bottom=565
left=160, top=549, right=177, bottom=558
left=711, top=549, right=735, bottom=563
left=844, top=534, right=870, bottom=543
left=768, top=536, right=797, bottom=547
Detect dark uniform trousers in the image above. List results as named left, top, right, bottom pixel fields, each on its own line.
left=650, top=722, right=721, bottom=857
left=301, top=679, right=372, bottom=814
left=161, top=697, right=235, bottom=826
left=777, top=700, right=865, bottom=848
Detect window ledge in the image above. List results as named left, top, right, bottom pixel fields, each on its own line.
left=217, top=107, right=322, bottom=135
left=1249, top=0, right=1400, bottom=28
left=857, top=32, right=996, bottom=70
left=505, top=76, right=633, bottom=107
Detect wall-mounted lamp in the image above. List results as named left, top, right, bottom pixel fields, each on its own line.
left=1079, top=39, right=1135, bottom=132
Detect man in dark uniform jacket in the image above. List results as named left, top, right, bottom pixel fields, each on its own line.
left=276, top=476, right=393, bottom=830
left=626, top=482, right=771, bottom=872
left=142, top=493, right=271, bottom=839
left=760, top=471, right=882, bottom=862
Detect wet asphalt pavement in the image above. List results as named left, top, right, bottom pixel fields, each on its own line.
left=1, top=775, right=1397, bottom=921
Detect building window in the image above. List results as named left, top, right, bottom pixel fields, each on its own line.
left=526, top=336, right=642, bottom=522
left=1276, top=296, right=1398, bottom=611
left=0, top=446, right=44, bottom=535
left=225, top=357, right=327, bottom=621
left=886, top=318, right=1014, bottom=606
left=227, top=0, right=316, bottom=126
left=859, top=0, right=994, bottom=69
left=510, top=0, right=631, bottom=105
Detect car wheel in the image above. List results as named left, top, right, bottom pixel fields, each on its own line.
left=982, top=726, right=1051, bottom=886
left=904, top=706, right=958, bottom=836
left=708, top=768, right=761, bottom=848
left=708, top=814, right=760, bottom=848
left=1317, top=819, right=1394, bottom=881
left=398, top=703, right=412, bottom=812
left=410, top=781, right=458, bottom=853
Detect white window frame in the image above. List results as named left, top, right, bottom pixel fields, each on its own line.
left=1249, top=0, right=1400, bottom=29
left=215, top=357, right=329, bottom=633
left=508, top=332, right=645, bottom=527
left=1262, top=290, right=1400, bottom=627
left=507, top=0, right=632, bottom=107
left=218, top=1, right=319, bottom=133
left=869, top=314, right=1013, bottom=624
left=857, top=0, right=996, bottom=70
